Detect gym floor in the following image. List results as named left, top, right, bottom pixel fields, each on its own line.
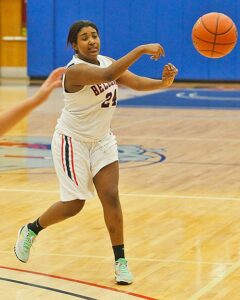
left=0, top=82, right=240, bottom=299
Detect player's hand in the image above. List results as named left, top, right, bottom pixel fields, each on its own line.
left=162, top=63, right=178, bottom=87
left=33, top=66, right=66, bottom=105
left=139, top=44, right=165, bottom=60
left=41, top=66, right=66, bottom=92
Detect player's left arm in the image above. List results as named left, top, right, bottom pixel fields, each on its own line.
left=117, top=63, right=178, bottom=91
left=0, top=66, right=65, bottom=136
left=107, top=56, right=177, bottom=91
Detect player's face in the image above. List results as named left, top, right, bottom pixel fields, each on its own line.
left=73, top=26, right=100, bottom=64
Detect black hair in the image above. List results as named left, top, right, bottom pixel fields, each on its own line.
left=67, top=20, right=99, bottom=48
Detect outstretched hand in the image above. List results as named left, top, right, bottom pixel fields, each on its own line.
left=31, top=66, right=66, bottom=105
left=162, top=63, right=178, bottom=87
left=0, top=67, right=66, bottom=136
left=39, top=67, right=66, bottom=97
left=33, top=66, right=66, bottom=105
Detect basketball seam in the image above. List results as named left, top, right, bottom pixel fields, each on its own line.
left=200, top=16, right=235, bottom=36
left=193, top=34, right=236, bottom=45
left=198, top=49, right=226, bottom=55
left=211, top=14, right=219, bottom=56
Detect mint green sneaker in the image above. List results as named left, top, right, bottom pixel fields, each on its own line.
left=115, top=258, right=133, bottom=285
left=14, top=225, right=36, bottom=263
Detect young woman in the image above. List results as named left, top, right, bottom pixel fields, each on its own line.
left=14, top=20, right=178, bottom=285
left=0, top=67, right=65, bottom=136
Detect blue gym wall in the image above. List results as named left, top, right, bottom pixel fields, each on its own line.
left=27, top=0, right=240, bottom=81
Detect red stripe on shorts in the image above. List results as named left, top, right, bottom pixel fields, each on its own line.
left=69, top=137, right=78, bottom=186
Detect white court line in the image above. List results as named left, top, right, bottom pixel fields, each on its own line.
left=189, top=260, right=240, bottom=300
left=115, top=114, right=240, bottom=121
left=0, top=250, right=232, bottom=266
left=0, top=188, right=59, bottom=194
left=0, top=188, right=240, bottom=201
left=121, top=193, right=240, bottom=201
left=118, top=135, right=240, bottom=142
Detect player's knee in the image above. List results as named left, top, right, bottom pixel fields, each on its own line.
left=102, top=191, right=120, bottom=209
left=63, top=200, right=85, bottom=217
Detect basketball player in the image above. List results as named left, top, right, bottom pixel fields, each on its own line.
left=14, top=20, right=178, bottom=285
left=0, top=67, right=65, bottom=136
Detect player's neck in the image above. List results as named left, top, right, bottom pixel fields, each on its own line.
left=77, top=54, right=99, bottom=65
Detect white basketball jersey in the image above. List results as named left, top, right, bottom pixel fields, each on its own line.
left=55, top=54, right=118, bottom=142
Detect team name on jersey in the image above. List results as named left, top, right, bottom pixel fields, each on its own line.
left=90, top=80, right=116, bottom=96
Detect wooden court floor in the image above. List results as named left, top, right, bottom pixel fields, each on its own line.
left=1, top=83, right=240, bottom=299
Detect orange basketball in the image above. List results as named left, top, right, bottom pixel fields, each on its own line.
left=192, top=12, right=238, bottom=58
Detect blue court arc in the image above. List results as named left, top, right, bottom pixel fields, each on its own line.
left=118, top=88, right=240, bottom=109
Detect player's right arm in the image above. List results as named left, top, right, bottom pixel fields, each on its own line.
left=65, top=44, right=165, bottom=90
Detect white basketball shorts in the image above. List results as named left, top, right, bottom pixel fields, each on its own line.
left=51, top=131, right=118, bottom=201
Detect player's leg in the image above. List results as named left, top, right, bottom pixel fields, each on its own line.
left=14, top=199, right=85, bottom=263
left=93, top=161, right=133, bottom=285
left=38, top=199, right=85, bottom=227
left=93, top=161, right=123, bottom=245
left=14, top=132, right=93, bottom=263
